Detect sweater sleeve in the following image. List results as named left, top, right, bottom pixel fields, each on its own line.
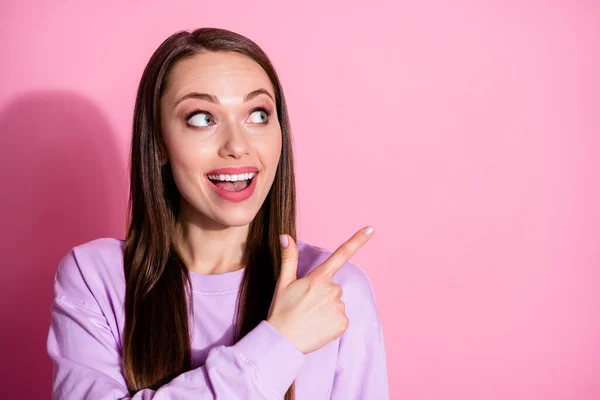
left=330, top=325, right=390, bottom=399
left=47, top=250, right=305, bottom=400
left=330, top=263, right=390, bottom=399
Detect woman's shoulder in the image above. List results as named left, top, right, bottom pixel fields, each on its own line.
left=56, top=237, right=125, bottom=282
left=297, top=240, right=374, bottom=284
left=53, top=237, right=126, bottom=312
left=296, top=240, right=379, bottom=306
left=53, top=237, right=381, bottom=317
left=296, top=239, right=384, bottom=336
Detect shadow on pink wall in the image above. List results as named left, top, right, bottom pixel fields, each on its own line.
left=0, top=91, right=127, bottom=397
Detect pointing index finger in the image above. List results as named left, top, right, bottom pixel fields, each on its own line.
left=314, top=226, right=374, bottom=279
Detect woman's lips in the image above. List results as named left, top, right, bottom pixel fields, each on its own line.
left=206, top=173, right=258, bottom=203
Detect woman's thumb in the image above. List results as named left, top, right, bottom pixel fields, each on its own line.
left=277, top=234, right=298, bottom=289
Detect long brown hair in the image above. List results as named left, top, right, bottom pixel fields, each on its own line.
left=123, top=27, right=297, bottom=399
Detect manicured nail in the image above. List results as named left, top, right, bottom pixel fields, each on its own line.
left=364, top=226, right=374, bottom=236
left=279, top=234, right=289, bottom=248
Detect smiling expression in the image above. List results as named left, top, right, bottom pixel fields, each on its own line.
left=159, top=51, right=282, bottom=227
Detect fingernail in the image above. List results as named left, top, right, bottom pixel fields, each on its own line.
left=364, top=226, right=374, bottom=236
left=279, top=235, right=289, bottom=248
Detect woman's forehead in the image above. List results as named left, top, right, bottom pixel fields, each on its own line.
left=164, top=52, right=274, bottom=104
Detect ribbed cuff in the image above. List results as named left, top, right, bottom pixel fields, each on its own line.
left=233, top=320, right=305, bottom=396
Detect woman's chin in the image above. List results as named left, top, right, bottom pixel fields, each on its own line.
left=210, top=206, right=259, bottom=226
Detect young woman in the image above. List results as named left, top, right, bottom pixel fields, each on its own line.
left=47, top=27, right=389, bottom=399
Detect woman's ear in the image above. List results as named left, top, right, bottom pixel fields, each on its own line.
left=157, top=137, right=169, bottom=166
left=159, top=150, right=169, bottom=166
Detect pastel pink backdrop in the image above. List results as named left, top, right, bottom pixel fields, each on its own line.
left=1, top=1, right=598, bottom=398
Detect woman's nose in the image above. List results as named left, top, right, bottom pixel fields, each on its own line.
left=218, top=120, right=250, bottom=159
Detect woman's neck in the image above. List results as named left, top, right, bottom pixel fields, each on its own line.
left=175, top=214, right=249, bottom=275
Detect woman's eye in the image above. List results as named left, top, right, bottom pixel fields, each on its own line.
left=187, top=112, right=214, bottom=127
left=248, top=109, right=270, bottom=124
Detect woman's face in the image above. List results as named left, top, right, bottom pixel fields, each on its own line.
left=160, top=51, right=282, bottom=228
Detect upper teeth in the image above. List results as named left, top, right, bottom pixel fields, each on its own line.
left=208, top=172, right=256, bottom=182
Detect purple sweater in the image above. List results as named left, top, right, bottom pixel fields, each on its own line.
left=46, top=238, right=389, bottom=399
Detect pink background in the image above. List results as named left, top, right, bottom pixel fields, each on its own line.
left=1, top=1, right=599, bottom=398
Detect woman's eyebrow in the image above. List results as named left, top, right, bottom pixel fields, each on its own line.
left=173, top=88, right=274, bottom=108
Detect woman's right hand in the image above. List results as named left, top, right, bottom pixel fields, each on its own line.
left=266, top=226, right=375, bottom=355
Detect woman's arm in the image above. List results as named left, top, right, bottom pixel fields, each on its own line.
left=330, top=323, right=389, bottom=399
left=47, top=251, right=305, bottom=400
left=330, top=263, right=390, bottom=399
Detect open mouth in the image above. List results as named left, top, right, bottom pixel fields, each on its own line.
left=207, top=174, right=257, bottom=193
